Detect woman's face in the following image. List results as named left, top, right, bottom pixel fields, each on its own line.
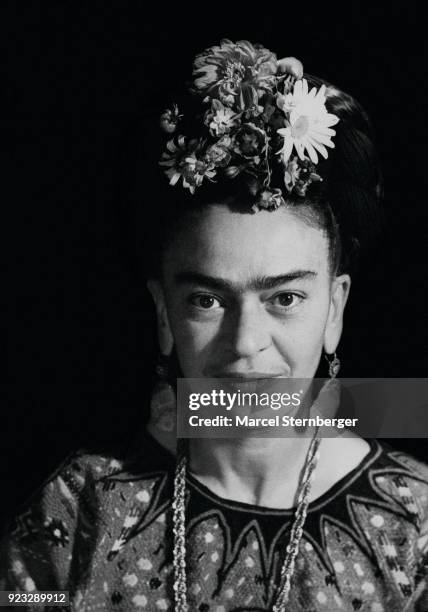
left=149, top=204, right=350, bottom=379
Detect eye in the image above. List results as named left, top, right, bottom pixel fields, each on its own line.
left=189, top=293, right=223, bottom=310
left=269, top=292, right=304, bottom=310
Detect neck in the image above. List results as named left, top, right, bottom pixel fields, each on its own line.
left=187, top=435, right=316, bottom=508
left=146, top=420, right=371, bottom=510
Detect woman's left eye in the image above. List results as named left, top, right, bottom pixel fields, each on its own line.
left=269, top=292, right=303, bottom=310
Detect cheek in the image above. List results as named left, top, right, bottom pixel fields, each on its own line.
left=165, top=287, right=223, bottom=363
left=168, top=311, right=222, bottom=373
left=274, top=294, right=330, bottom=358
left=173, top=320, right=214, bottom=351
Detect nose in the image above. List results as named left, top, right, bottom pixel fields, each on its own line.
left=228, top=301, right=272, bottom=358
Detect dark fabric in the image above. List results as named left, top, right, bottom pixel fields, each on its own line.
left=1, top=433, right=428, bottom=611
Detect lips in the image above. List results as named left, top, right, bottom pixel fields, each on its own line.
left=211, top=372, right=286, bottom=379
left=210, top=372, right=287, bottom=394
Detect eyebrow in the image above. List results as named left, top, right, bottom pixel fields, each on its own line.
left=174, top=270, right=317, bottom=293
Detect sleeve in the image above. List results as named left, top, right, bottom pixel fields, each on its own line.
left=414, top=514, right=428, bottom=611
left=402, top=455, right=428, bottom=612
left=0, top=451, right=99, bottom=599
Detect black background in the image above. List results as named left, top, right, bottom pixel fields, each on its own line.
left=3, top=4, right=427, bottom=526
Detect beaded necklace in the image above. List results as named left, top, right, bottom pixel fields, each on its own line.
left=172, top=433, right=321, bottom=611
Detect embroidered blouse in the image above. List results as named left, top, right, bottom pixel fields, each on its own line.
left=1, top=433, right=428, bottom=611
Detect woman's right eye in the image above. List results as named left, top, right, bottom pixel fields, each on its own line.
left=189, top=294, right=223, bottom=310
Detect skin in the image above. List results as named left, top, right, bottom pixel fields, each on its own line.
left=147, top=203, right=369, bottom=508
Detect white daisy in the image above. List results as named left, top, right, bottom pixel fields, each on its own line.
left=277, top=79, right=339, bottom=165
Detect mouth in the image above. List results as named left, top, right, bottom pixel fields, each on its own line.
left=211, top=372, right=286, bottom=379
left=210, top=372, right=287, bottom=394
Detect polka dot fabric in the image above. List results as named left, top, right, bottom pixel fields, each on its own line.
left=1, top=435, right=428, bottom=611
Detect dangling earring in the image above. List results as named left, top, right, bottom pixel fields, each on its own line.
left=149, top=354, right=177, bottom=433
left=325, top=351, right=341, bottom=379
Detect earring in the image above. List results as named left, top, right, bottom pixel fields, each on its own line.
left=149, top=354, right=177, bottom=433
left=155, top=354, right=170, bottom=381
left=325, top=351, right=341, bottom=379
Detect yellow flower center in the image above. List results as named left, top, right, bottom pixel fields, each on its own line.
left=291, top=115, right=309, bottom=139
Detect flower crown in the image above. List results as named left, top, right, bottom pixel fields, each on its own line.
left=159, top=39, right=339, bottom=212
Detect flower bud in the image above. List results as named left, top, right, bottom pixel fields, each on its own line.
left=277, top=57, right=304, bottom=79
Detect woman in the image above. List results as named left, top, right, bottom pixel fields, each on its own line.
left=1, top=39, right=428, bottom=611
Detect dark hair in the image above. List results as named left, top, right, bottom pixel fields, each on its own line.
left=136, top=74, right=383, bottom=278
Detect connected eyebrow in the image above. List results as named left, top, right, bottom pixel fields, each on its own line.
left=174, top=270, right=317, bottom=293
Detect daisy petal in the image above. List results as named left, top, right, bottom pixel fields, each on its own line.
left=323, top=113, right=339, bottom=127
left=295, top=141, right=305, bottom=161
left=315, top=85, right=326, bottom=103
left=310, top=126, right=336, bottom=138
left=305, top=141, right=319, bottom=164
left=169, top=173, right=180, bottom=186
left=313, top=143, right=329, bottom=159
left=302, top=79, right=309, bottom=96
left=308, top=132, right=335, bottom=147
left=307, top=137, right=329, bottom=159
left=280, top=138, right=293, bottom=163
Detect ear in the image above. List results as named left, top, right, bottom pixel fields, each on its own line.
left=323, top=274, right=351, bottom=354
left=147, top=279, right=174, bottom=356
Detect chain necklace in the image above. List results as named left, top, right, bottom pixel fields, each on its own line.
left=172, top=432, right=321, bottom=611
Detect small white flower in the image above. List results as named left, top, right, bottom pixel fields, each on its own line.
left=277, top=78, right=339, bottom=165
left=209, top=106, right=238, bottom=136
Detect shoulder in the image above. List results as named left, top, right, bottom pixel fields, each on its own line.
left=369, top=442, right=428, bottom=582
left=0, top=449, right=112, bottom=591
left=0, top=437, right=172, bottom=590
left=382, top=443, right=428, bottom=477
left=378, top=446, right=428, bottom=608
left=329, top=440, right=428, bottom=604
left=0, top=449, right=122, bottom=545
left=357, top=440, right=428, bottom=520
left=376, top=441, right=428, bottom=500
left=3, top=432, right=175, bottom=537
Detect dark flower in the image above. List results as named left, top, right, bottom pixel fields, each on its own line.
left=253, top=187, right=285, bottom=211
left=204, top=99, right=239, bottom=136
left=233, top=123, right=266, bottom=161
left=205, top=137, right=232, bottom=167
left=159, top=136, right=216, bottom=193
left=283, top=157, right=301, bottom=191
left=181, top=153, right=217, bottom=192
left=160, top=104, right=182, bottom=134
left=224, top=165, right=243, bottom=178
left=284, top=156, right=322, bottom=196
left=192, top=39, right=278, bottom=111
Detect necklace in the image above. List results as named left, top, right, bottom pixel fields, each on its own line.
left=172, top=433, right=321, bottom=612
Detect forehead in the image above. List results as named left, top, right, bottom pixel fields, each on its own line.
left=163, top=204, right=330, bottom=281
